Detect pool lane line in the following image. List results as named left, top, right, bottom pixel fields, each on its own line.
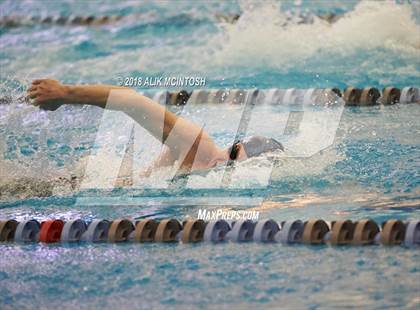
left=151, top=87, right=419, bottom=106
left=1, top=218, right=419, bottom=246
left=187, top=87, right=418, bottom=106
left=0, top=12, right=342, bottom=28
left=1, top=87, right=418, bottom=106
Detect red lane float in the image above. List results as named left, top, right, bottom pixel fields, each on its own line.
left=39, top=220, right=64, bottom=243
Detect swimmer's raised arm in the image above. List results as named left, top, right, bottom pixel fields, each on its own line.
left=27, top=79, right=221, bottom=166
left=28, top=79, right=133, bottom=108
left=27, top=79, right=283, bottom=171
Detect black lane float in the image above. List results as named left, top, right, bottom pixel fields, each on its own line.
left=0, top=218, right=419, bottom=247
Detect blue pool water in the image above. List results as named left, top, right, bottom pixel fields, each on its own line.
left=1, top=0, right=420, bottom=309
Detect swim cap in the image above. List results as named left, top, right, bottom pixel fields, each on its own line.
left=241, top=135, right=284, bottom=157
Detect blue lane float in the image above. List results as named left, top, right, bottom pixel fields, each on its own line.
left=226, top=220, right=255, bottom=242
left=276, top=220, right=304, bottom=244
left=14, top=219, right=40, bottom=242
left=1, top=218, right=419, bottom=247
left=404, top=221, right=420, bottom=246
left=203, top=220, right=231, bottom=242
left=253, top=219, right=280, bottom=242
left=61, top=219, right=87, bottom=242
left=81, top=219, right=110, bottom=242
left=400, top=87, right=419, bottom=104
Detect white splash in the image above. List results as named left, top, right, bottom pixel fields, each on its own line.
left=208, top=0, right=419, bottom=70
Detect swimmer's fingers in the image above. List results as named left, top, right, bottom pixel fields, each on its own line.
left=26, top=90, right=39, bottom=103
left=26, top=79, right=63, bottom=110
left=27, top=90, right=39, bottom=100
left=26, top=91, right=45, bottom=107
left=27, top=85, right=39, bottom=103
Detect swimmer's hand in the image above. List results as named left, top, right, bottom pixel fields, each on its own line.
left=27, top=79, right=69, bottom=111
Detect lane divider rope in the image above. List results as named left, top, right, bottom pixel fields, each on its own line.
left=147, top=87, right=419, bottom=106
left=0, top=15, right=124, bottom=27
left=1, top=218, right=419, bottom=246
left=0, top=13, right=342, bottom=28
left=0, top=87, right=417, bottom=106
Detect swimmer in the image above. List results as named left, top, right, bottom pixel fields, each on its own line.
left=27, top=79, right=283, bottom=175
